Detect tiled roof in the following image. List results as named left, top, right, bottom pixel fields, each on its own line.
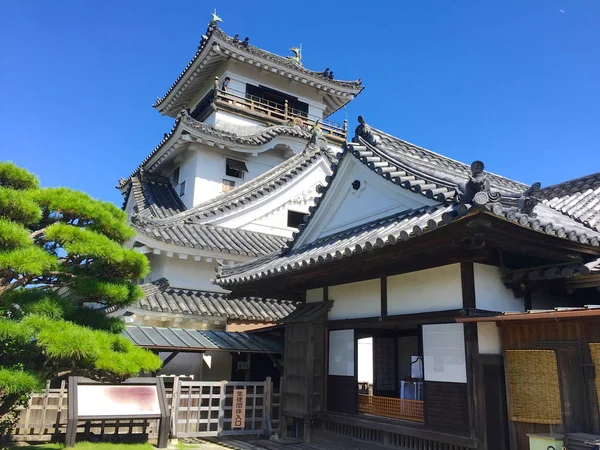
left=539, top=172, right=600, bottom=232
left=130, top=175, right=186, bottom=219
left=118, top=111, right=316, bottom=189
left=277, top=301, right=333, bottom=325
left=504, top=257, right=600, bottom=283
left=123, top=325, right=283, bottom=353
left=217, top=204, right=456, bottom=287
left=216, top=118, right=600, bottom=287
left=135, top=278, right=297, bottom=322
left=350, top=127, right=527, bottom=201
left=132, top=218, right=287, bottom=257
left=154, top=24, right=362, bottom=114
left=132, top=140, right=332, bottom=227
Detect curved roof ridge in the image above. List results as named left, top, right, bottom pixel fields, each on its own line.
left=132, top=218, right=288, bottom=257
left=135, top=277, right=299, bottom=321
left=370, top=126, right=528, bottom=194
left=128, top=143, right=332, bottom=227
left=118, top=113, right=318, bottom=190
left=154, top=24, right=362, bottom=110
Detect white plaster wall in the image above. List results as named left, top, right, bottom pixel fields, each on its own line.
left=214, top=110, right=264, bottom=135
left=152, top=255, right=224, bottom=292
left=306, top=288, right=323, bottom=303
left=387, top=264, right=463, bottom=315
left=477, top=322, right=502, bottom=355
left=297, top=157, right=435, bottom=247
left=177, top=151, right=200, bottom=209
left=328, top=279, right=380, bottom=320
left=474, top=263, right=524, bottom=312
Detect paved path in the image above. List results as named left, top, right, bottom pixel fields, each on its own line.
left=182, top=437, right=346, bottom=450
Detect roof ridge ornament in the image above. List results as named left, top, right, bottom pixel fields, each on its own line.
left=455, top=160, right=501, bottom=206
left=287, top=44, right=302, bottom=66
left=354, top=116, right=379, bottom=146
left=516, top=182, right=541, bottom=217
left=210, top=9, right=223, bottom=26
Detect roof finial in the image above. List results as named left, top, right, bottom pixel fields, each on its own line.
left=287, top=44, right=302, bottom=65
left=210, top=9, right=223, bottom=26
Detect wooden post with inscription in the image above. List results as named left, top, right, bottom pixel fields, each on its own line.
left=232, top=388, right=246, bottom=430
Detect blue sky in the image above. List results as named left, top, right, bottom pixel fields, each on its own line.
left=1, top=0, right=599, bottom=206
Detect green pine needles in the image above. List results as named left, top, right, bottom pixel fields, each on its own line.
left=0, top=162, right=161, bottom=433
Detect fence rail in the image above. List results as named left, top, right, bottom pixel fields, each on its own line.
left=358, top=394, right=424, bottom=423
left=7, top=377, right=279, bottom=442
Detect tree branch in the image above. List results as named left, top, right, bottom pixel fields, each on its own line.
left=0, top=276, right=29, bottom=296
left=30, top=228, right=47, bottom=240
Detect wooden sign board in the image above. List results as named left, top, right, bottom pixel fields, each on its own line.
left=77, top=385, right=160, bottom=417
left=232, top=388, right=246, bottom=429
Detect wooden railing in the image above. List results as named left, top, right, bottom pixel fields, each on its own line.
left=213, top=84, right=347, bottom=144
left=358, top=394, right=424, bottom=423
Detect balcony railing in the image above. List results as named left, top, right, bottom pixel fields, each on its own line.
left=212, top=84, right=347, bottom=145
left=358, top=394, right=424, bottom=423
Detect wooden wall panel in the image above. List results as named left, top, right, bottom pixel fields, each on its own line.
left=424, top=381, right=470, bottom=434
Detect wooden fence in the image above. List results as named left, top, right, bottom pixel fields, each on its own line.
left=7, top=377, right=279, bottom=442
left=358, top=394, right=424, bottom=423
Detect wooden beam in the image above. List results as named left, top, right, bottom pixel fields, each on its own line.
left=381, top=277, right=388, bottom=317
left=323, top=286, right=329, bottom=302
left=162, top=351, right=180, bottom=367
left=461, top=262, right=486, bottom=449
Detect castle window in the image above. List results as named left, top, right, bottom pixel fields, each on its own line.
left=179, top=180, right=186, bottom=197
left=287, top=210, right=307, bottom=229
left=226, top=158, right=248, bottom=179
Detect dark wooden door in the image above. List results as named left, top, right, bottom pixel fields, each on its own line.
left=555, top=343, right=590, bottom=432
left=481, top=355, right=509, bottom=450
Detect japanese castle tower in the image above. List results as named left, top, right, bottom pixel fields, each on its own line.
left=116, top=12, right=362, bottom=379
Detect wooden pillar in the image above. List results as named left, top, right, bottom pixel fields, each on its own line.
left=461, top=262, right=487, bottom=450
left=381, top=277, right=388, bottom=317
left=263, top=377, right=273, bottom=435
left=284, top=100, right=289, bottom=121
left=213, top=76, right=219, bottom=100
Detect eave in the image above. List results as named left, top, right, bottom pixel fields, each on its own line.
left=153, top=26, right=363, bottom=118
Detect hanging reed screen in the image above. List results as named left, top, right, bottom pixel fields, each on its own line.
left=505, top=349, right=562, bottom=424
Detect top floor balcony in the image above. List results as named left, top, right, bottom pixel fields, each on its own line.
left=191, top=79, right=348, bottom=145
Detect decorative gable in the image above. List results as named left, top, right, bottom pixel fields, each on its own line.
left=295, top=153, right=437, bottom=247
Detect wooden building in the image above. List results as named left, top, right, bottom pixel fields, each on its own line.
left=216, top=119, right=600, bottom=450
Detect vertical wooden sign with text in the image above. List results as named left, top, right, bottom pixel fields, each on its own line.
left=233, top=388, right=246, bottom=429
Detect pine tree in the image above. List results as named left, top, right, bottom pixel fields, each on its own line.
left=0, top=162, right=161, bottom=432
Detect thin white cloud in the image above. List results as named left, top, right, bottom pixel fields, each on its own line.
left=559, top=9, right=565, bottom=14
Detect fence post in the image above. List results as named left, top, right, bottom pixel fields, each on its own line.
left=263, top=377, right=272, bottom=436
left=170, top=376, right=180, bottom=437
left=39, top=380, right=51, bottom=436
left=218, top=380, right=227, bottom=436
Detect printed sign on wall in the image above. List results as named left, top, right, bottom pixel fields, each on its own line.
left=77, top=385, right=161, bottom=417
left=422, top=323, right=467, bottom=383
left=232, top=388, right=246, bottom=429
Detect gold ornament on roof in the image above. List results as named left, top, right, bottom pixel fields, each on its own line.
left=210, top=9, right=223, bottom=26
left=287, top=44, right=302, bottom=65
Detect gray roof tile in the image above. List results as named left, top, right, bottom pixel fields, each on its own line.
left=123, top=325, right=283, bottom=353
left=135, top=278, right=298, bottom=322
left=539, top=172, right=600, bottom=232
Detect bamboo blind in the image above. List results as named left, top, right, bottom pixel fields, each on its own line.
left=588, top=343, right=600, bottom=408
left=505, top=349, right=562, bottom=424
left=358, top=394, right=424, bottom=422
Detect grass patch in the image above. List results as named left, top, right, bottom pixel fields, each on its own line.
left=2, top=442, right=155, bottom=450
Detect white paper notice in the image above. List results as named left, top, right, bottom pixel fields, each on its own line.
left=328, top=329, right=354, bottom=376
left=422, top=323, right=467, bottom=383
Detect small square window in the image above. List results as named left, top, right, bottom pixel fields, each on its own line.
left=226, top=158, right=248, bottom=179
left=222, top=179, right=236, bottom=192
left=179, top=180, right=186, bottom=197
left=287, top=210, right=307, bottom=229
